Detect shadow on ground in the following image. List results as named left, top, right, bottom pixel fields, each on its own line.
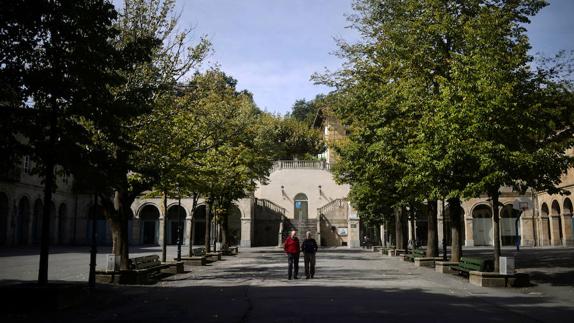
left=0, top=280, right=571, bottom=323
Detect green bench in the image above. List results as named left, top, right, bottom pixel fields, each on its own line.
left=451, top=257, right=494, bottom=276
left=403, top=248, right=425, bottom=262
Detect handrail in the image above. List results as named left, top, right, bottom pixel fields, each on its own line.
left=317, top=198, right=348, bottom=215
left=255, top=198, right=286, bottom=215
left=271, top=160, right=331, bottom=173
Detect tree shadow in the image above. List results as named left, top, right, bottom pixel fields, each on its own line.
left=1, top=281, right=572, bottom=322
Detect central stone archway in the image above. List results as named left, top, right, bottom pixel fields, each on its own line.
left=472, top=204, right=492, bottom=246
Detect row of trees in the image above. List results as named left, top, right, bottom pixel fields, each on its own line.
left=1, top=0, right=324, bottom=283
left=316, top=0, right=574, bottom=270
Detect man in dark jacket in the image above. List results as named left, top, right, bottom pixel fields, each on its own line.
left=301, top=231, right=318, bottom=279
left=283, top=230, right=300, bottom=280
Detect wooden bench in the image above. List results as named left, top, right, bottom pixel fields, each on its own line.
left=120, top=255, right=170, bottom=284
left=450, top=257, right=494, bottom=276
left=403, top=248, right=425, bottom=262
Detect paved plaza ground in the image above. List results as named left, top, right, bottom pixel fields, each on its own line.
left=0, top=245, right=573, bottom=322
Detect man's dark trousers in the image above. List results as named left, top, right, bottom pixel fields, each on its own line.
left=288, top=253, right=299, bottom=279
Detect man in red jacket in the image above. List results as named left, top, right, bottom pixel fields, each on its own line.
left=284, top=230, right=300, bottom=280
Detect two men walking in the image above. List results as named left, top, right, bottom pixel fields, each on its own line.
left=284, top=230, right=318, bottom=280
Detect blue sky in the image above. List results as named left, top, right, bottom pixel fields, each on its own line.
left=178, top=0, right=574, bottom=115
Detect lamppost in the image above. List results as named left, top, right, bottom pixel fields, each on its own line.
left=176, top=184, right=182, bottom=262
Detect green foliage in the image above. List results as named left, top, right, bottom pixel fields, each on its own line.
left=316, top=0, right=574, bottom=229
left=261, top=116, right=325, bottom=160
left=286, top=95, right=325, bottom=126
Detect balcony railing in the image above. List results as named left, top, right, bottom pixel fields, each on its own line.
left=271, top=160, right=330, bottom=173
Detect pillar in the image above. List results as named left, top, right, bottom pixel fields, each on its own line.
left=158, top=207, right=166, bottom=247
left=348, top=218, right=360, bottom=248
left=437, top=202, right=445, bottom=249
left=131, top=217, right=141, bottom=245
left=185, top=217, right=192, bottom=246
left=539, top=217, right=551, bottom=246
left=549, top=215, right=562, bottom=246
left=277, top=220, right=283, bottom=247
left=519, top=211, right=535, bottom=247
left=240, top=219, right=252, bottom=247
left=561, top=213, right=574, bottom=246
left=380, top=224, right=386, bottom=247
left=347, top=204, right=360, bottom=248
left=464, top=217, right=474, bottom=247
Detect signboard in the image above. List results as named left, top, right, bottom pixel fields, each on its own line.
left=338, top=227, right=348, bottom=236
left=295, top=201, right=301, bottom=209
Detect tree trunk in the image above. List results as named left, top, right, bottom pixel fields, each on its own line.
left=491, top=191, right=501, bottom=272
left=427, top=200, right=438, bottom=257
left=38, top=158, right=54, bottom=284
left=188, top=193, right=197, bottom=257
left=449, top=197, right=462, bottom=262
left=161, top=192, right=168, bottom=262
left=38, top=103, right=57, bottom=285
left=205, top=198, right=212, bottom=253
left=112, top=190, right=130, bottom=270
left=221, top=211, right=228, bottom=248
left=409, top=207, right=415, bottom=249
left=394, top=209, right=401, bottom=249
left=395, top=208, right=408, bottom=250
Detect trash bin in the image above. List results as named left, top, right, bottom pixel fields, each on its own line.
left=499, top=256, right=515, bottom=275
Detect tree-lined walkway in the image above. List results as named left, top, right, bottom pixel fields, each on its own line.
left=1, top=247, right=573, bottom=322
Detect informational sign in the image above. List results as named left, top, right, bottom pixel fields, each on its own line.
left=295, top=201, right=301, bottom=209
left=338, top=227, right=348, bottom=236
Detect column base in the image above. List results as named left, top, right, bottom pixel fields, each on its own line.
left=240, top=240, right=251, bottom=248
left=348, top=240, right=360, bottom=248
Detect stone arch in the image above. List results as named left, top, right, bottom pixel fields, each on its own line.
left=58, top=203, right=67, bottom=244
left=540, top=202, right=551, bottom=246
left=17, top=196, right=30, bottom=245
left=0, top=192, right=8, bottom=245
left=167, top=204, right=186, bottom=245
left=564, top=198, right=573, bottom=215
left=139, top=204, right=160, bottom=245
left=472, top=204, right=492, bottom=246
left=442, top=203, right=466, bottom=246
left=227, top=205, right=242, bottom=246
left=500, top=204, right=520, bottom=246
left=551, top=200, right=563, bottom=244
left=294, top=193, right=308, bottom=221
left=551, top=200, right=560, bottom=216
left=193, top=204, right=207, bottom=245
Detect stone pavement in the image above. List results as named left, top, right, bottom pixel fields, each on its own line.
left=1, top=246, right=573, bottom=322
